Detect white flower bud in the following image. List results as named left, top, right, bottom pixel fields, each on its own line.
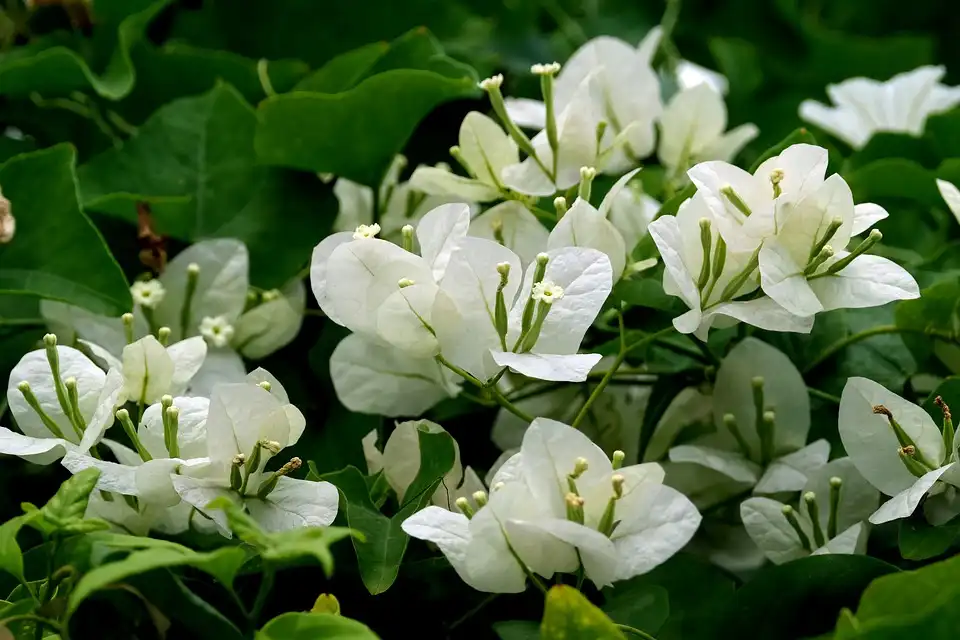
left=397, top=278, right=416, bottom=288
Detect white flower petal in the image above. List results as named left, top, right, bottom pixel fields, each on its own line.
left=490, top=351, right=602, bottom=383
left=548, top=199, right=627, bottom=278
left=0, top=427, right=69, bottom=464
left=235, top=279, right=305, bottom=360
left=61, top=452, right=137, bottom=494
left=247, top=476, right=339, bottom=532
left=139, top=396, right=210, bottom=460
left=759, top=238, right=823, bottom=317
left=809, top=254, right=919, bottom=312
left=525, top=517, right=619, bottom=587
left=329, top=334, right=455, bottom=417
left=377, top=282, right=441, bottom=357
left=504, top=98, right=547, bottom=130
left=416, top=203, right=472, bottom=280
left=804, top=457, right=879, bottom=531
left=754, top=439, right=830, bottom=494
left=658, top=84, right=726, bottom=171
left=170, top=473, right=236, bottom=536
left=381, top=420, right=462, bottom=504
left=851, top=203, right=889, bottom=236
left=869, top=464, right=955, bottom=524
left=464, top=504, right=529, bottom=593
left=166, top=336, right=207, bottom=395
left=468, top=201, right=550, bottom=268
left=408, top=167, right=499, bottom=202
left=812, top=523, right=865, bottom=557
left=121, top=336, right=175, bottom=405
left=401, top=506, right=477, bottom=587
left=668, top=445, right=760, bottom=484
left=648, top=216, right=700, bottom=311
left=740, top=496, right=808, bottom=565
left=205, top=383, right=293, bottom=467
left=78, top=368, right=125, bottom=452
left=611, top=484, right=700, bottom=579
left=840, top=377, right=945, bottom=497
left=310, top=231, right=355, bottom=324
left=459, top=111, right=519, bottom=184
left=937, top=179, right=960, bottom=224
left=186, top=347, right=246, bottom=396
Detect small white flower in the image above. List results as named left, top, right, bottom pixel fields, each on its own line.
left=130, top=279, right=166, bottom=309
left=479, top=74, right=504, bottom=90
left=353, top=223, right=381, bottom=240
left=531, top=280, right=564, bottom=304
left=531, top=62, right=561, bottom=75
left=200, top=315, right=235, bottom=348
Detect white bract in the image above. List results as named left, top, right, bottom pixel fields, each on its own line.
left=3, top=339, right=123, bottom=464
left=741, top=457, right=878, bottom=564
left=657, top=83, right=758, bottom=179
left=362, top=420, right=484, bottom=510
left=667, top=339, right=829, bottom=502
left=649, top=192, right=811, bottom=339
left=410, top=113, right=517, bottom=202
left=799, top=66, right=960, bottom=149
left=468, top=201, right=549, bottom=268
left=937, top=179, right=960, bottom=226
left=169, top=379, right=339, bottom=536
left=839, top=377, right=960, bottom=525
left=403, top=418, right=700, bottom=592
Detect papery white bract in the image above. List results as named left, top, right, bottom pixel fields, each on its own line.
left=937, top=179, right=960, bottom=226
left=799, top=66, right=960, bottom=149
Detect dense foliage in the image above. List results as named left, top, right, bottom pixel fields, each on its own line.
left=2, top=1, right=960, bottom=639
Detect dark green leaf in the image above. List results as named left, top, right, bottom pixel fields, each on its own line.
left=294, top=43, right=392, bottom=93
left=494, top=620, right=541, bottom=640
left=0, top=513, right=38, bottom=584
left=602, top=583, right=668, bottom=635
left=0, top=145, right=131, bottom=313
left=128, top=570, right=245, bottom=640
left=846, top=159, right=941, bottom=208
left=898, top=513, right=960, bottom=561
left=78, top=82, right=334, bottom=287
left=256, top=612, right=379, bottom=639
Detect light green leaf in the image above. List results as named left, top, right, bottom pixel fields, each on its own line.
left=0, top=145, right=131, bottom=313
left=540, top=585, right=626, bottom=639
left=256, top=612, right=379, bottom=639
left=0, top=513, right=38, bottom=584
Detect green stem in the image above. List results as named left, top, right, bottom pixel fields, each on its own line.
left=807, top=387, right=841, bottom=404
left=803, top=325, right=958, bottom=374
left=489, top=387, right=535, bottom=423
left=571, top=324, right=675, bottom=430
left=250, top=564, right=275, bottom=623
left=617, top=624, right=659, bottom=640
left=6, top=615, right=62, bottom=635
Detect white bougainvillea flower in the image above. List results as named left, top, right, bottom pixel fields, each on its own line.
left=839, top=377, right=960, bottom=525
left=170, top=380, right=338, bottom=536
left=502, top=418, right=702, bottom=584
left=669, top=338, right=828, bottom=495
left=501, top=74, right=603, bottom=196
left=741, top=457, right=879, bottom=564
left=687, top=144, right=829, bottom=253
left=937, top=179, right=960, bottom=226
left=362, top=420, right=484, bottom=509
left=402, top=480, right=593, bottom=593
left=547, top=170, right=639, bottom=279
left=468, top=201, right=549, bottom=267
left=490, top=247, right=613, bottom=383
left=334, top=154, right=465, bottom=239
left=3, top=341, right=123, bottom=463
left=658, top=83, right=758, bottom=178
left=676, top=59, right=729, bottom=94
left=410, top=112, right=518, bottom=202
left=505, top=31, right=663, bottom=174
left=799, top=66, right=960, bottom=149
left=606, top=177, right=660, bottom=254
left=759, top=173, right=917, bottom=317
left=130, top=279, right=166, bottom=309
left=649, top=193, right=812, bottom=339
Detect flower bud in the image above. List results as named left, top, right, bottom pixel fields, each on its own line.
left=769, top=168, right=784, bottom=197
left=578, top=166, right=597, bottom=201
left=456, top=496, right=475, bottom=518
left=611, top=450, right=625, bottom=470
left=401, top=225, right=414, bottom=252
left=122, top=312, right=135, bottom=344
left=472, top=491, right=488, bottom=508
left=781, top=504, right=812, bottom=551
left=157, top=326, right=171, bottom=346
left=554, top=196, right=568, bottom=219
left=611, top=474, right=624, bottom=499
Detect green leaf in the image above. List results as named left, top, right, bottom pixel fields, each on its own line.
left=837, top=551, right=960, bottom=637
left=0, top=145, right=130, bottom=314
left=257, top=612, right=379, bottom=639
left=254, top=30, right=478, bottom=187
left=0, top=513, right=38, bottom=584
left=895, top=277, right=960, bottom=370
left=494, top=620, right=541, bottom=640
left=540, top=585, right=626, bottom=639
left=78, top=82, right=334, bottom=287
left=29, top=468, right=105, bottom=534
left=294, top=43, right=392, bottom=93
left=206, top=496, right=355, bottom=576
left=602, top=583, right=669, bottom=635
left=128, top=570, right=245, bottom=640
left=67, top=545, right=247, bottom=618
left=844, top=133, right=937, bottom=172
left=0, top=0, right=172, bottom=100
left=925, top=110, right=960, bottom=161
left=846, top=159, right=941, bottom=208
left=898, top=512, right=960, bottom=561
left=748, top=127, right=818, bottom=173
left=324, top=422, right=456, bottom=595
left=725, top=555, right=897, bottom=639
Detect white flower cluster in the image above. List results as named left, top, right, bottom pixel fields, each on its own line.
left=401, top=418, right=700, bottom=592
left=650, top=144, right=919, bottom=339
left=3, top=333, right=337, bottom=536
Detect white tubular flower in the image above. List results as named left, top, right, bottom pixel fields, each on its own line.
left=468, top=201, right=550, bottom=267
left=531, top=281, right=564, bottom=303
left=839, top=378, right=960, bottom=525
left=758, top=172, right=917, bottom=318
left=741, top=457, right=879, bottom=564
left=2, top=343, right=124, bottom=464
left=489, top=247, right=613, bottom=383
left=649, top=194, right=812, bottom=339
left=937, top=179, right=960, bottom=226
left=658, top=84, right=758, bottom=178
left=353, top=223, right=382, bottom=239
left=130, top=279, right=166, bottom=309
left=199, top=315, right=235, bottom=348
left=170, top=380, right=339, bottom=536
left=409, top=112, right=519, bottom=203
left=666, top=339, right=829, bottom=508
left=799, top=66, right=960, bottom=149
